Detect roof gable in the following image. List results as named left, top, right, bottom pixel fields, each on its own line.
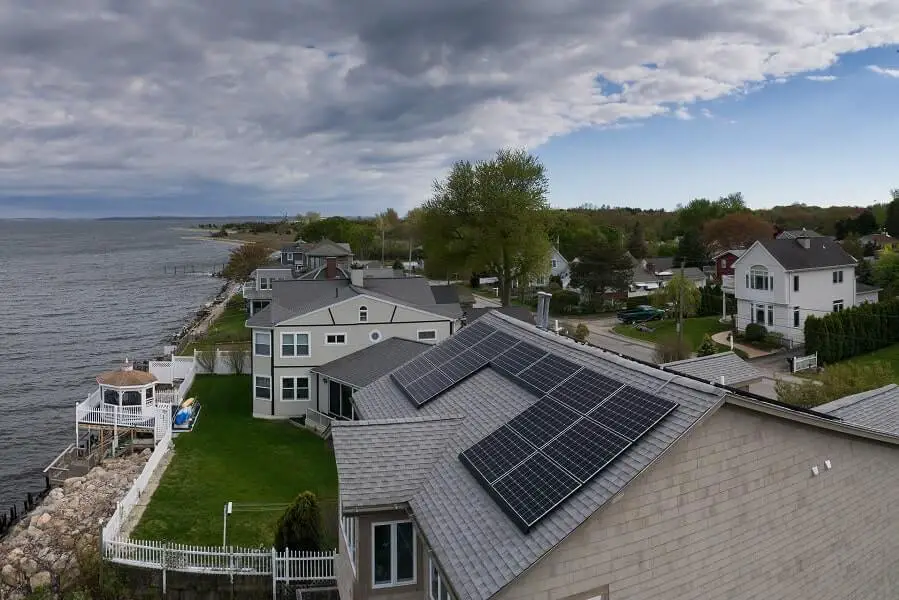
left=757, top=238, right=856, bottom=271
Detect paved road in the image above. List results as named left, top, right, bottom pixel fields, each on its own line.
left=579, top=316, right=658, bottom=363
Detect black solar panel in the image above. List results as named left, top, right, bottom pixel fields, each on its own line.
left=549, top=369, right=623, bottom=415
left=438, top=349, right=488, bottom=383
left=491, top=453, right=580, bottom=531
left=517, top=355, right=582, bottom=394
left=460, top=425, right=536, bottom=484
left=507, top=397, right=581, bottom=447
left=492, top=342, right=546, bottom=376
left=423, top=341, right=465, bottom=368
left=470, top=331, right=520, bottom=361
left=542, top=418, right=631, bottom=482
left=390, top=355, right=435, bottom=387
left=452, top=321, right=497, bottom=346
left=588, top=386, right=678, bottom=441
left=403, top=369, right=455, bottom=406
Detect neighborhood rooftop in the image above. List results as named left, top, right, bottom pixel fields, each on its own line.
left=311, top=337, right=431, bottom=389
left=754, top=237, right=856, bottom=270
left=815, top=384, right=899, bottom=436
left=662, top=351, right=766, bottom=387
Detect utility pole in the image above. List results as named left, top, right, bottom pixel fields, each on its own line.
left=677, top=260, right=685, bottom=347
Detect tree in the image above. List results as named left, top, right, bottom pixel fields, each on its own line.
left=673, top=230, right=708, bottom=268
left=221, top=243, right=271, bottom=281
left=649, top=273, right=700, bottom=317
left=702, top=213, right=774, bottom=251
left=885, top=191, right=899, bottom=237
left=274, top=491, right=323, bottom=552
left=697, top=335, right=717, bottom=357
left=421, top=148, right=552, bottom=306
left=654, top=334, right=691, bottom=363
left=840, top=236, right=864, bottom=260
left=569, top=240, right=633, bottom=304
left=875, top=247, right=899, bottom=297
left=857, top=257, right=875, bottom=285
left=626, top=222, right=648, bottom=259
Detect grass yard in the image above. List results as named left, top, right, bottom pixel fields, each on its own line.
left=133, top=375, right=338, bottom=547
left=180, top=295, right=251, bottom=354
left=813, top=343, right=899, bottom=383
left=613, top=316, right=730, bottom=351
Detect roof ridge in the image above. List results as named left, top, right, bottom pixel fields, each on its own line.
left=331, top=414, right=465, bottom=428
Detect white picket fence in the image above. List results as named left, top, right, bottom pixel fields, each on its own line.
left=151, top=351, right=248, bottom=383
left=793, top=352, right=818, bottom=373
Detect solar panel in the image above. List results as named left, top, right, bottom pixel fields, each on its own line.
left=492, top=342, right=546, bottom=376
left=588, top=386, right=678, bottom=441
left=517, top=355, right=582, bottom=395
left=460, top=425, right=536, bottom=484
left=390, top=355, right=435, bottom=387
left=424, top=340, right=466, bottom=368
left=438, top=349, right=488, bottom=383
left=491, top=453, right=580, bottom=531
left=507, top=397, right=581, bottom=447
left=549, top=369, right=623, bottom=415
left=452, top=321, right=497, bottom=347
left=470, top=331, right=520, bottom=361
left=403, top=369, right=455, bottom=406
left=542, top=418, right=631, bottom=482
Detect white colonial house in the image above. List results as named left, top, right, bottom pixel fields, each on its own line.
left=245, top=268, right=461, bottom=420
left=532, top=246, right=572, bottom=288
left=732, top=236, right=878, bottom=345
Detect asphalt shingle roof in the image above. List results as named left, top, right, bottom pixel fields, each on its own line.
left=757, top=237, right=856, bottom=270
left=856, top=281, right=882, bottom=294
left=430, top=284, right=461, bottom=305
left=464, top=306, right=534, bottom=326
left=344, top=312, right=726, bottom=600
left=312, top=337, right=431, bottom=388
left=815, top=384, right=899, bottom=436
left=662, top=351, right=765, bottom=387
left=304, top=239, right=353, bottom=257
left=776, top=228, right=825, bottom=239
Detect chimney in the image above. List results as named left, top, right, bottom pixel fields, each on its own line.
left=536, top=291, right=552, bottom=330
left=350, top=264, right=364, bottom=287
left=326, top=257, right=337, bottom=279
left=798, top=237, right=811, bottom=250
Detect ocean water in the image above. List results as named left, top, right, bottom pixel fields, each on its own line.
left=0, top=219, right=233, bottom=511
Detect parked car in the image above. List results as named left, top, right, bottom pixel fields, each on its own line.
left=616, top=305, right=665, bottom=323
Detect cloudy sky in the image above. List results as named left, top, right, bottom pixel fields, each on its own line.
left=0, top=0, right=898, bottom=218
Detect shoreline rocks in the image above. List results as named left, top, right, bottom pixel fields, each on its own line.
left=0, top=451, right=148, bottom=600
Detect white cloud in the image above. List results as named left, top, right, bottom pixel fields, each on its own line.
left=0, top=1, right=897, bottom=213
left=672, top=106, right=694, bottom=120
left=700, top=108, right=714, bottom=118
left=806, top=74, right=838, bottom=81
left=867, top=64, right=899, bottom=78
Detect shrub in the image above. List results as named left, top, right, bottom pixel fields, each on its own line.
left=275, top=491, right=323, bottom=552
left=550, top=290, right=581, bottom=315
left=696, top=335, right=717, bottom=357
left=225, top=294, right=245, bottom=312
left=654, top=334, right=691, bottom=363
left=225, top=350, right=246, bottom=375
left=574, top=324, right=590, bottom=343
left=392, top=259, right=404, bottom=270
left=744, top=323, right=767, bottom=342
left=195, top=349, right=216, bottom=373
left=776, top=360, right=893, bottom=408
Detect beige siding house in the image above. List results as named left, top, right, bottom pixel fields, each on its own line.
left=331, top=311, right=899, bottom=600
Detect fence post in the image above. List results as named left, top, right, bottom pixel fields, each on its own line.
left=271, top=547, right=277, bottom=600
left=162, top=542, right=168, bottom=598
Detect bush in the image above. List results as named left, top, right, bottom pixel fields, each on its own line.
left=805, top=298, right=899, bottom=364
left=195, top=349, right=216, bottom=373
left=225, top=294, right=245, bottom=312
left=776, top=360, right=893, bottom=408
left=275, top=491, right=323, bottom=552
left=654, top=334, right=691, bottom=363
left=549, top=290, right=581, bottom=315
left=696, top=335, right=717, bottom=357
left=745, top=323, right=767, bottom=342
left=574, top=324, right=590, bottom=343
left=392, top=259, right=404, bottom=270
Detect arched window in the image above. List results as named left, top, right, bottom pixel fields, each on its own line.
left=747, top=266, right=773, bottom=291
left=359, top=305, right=368, bottom=322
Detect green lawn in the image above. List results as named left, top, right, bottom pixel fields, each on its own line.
left=181, top=295, right=251, bottom=354
left=613, top=316, right=730, bottom=351
left=815, top=343, right=899, bottom=382
left=133, top=375, right=338, bottom=547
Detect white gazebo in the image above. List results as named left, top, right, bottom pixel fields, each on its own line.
left=96, top=358, right=159, bottom=418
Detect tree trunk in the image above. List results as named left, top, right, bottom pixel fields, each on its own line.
left=500, top=247, right=512, bottom=307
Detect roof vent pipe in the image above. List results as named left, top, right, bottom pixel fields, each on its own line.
left=536, top=291, right=551, bottom=330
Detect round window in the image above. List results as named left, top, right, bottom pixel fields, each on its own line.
left=369, top=330, right=382, bottom=342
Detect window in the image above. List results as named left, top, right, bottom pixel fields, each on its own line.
left=370, top=330, right=382, bottom=342
left=551, top=259, right=558, bottom=269
left=767, top=305, right=773, bottom=326
left=281, top=332, right=310, bottom=357
left=329, top=380, right=356, bottom=420
left=286, top=252, right=293, bottom=262
left=429, top=556, right=453, bottom=600
left=372, top=521, right=416, bottom=587
left=755, top=304, right=765, bottom=325
left=833, top=300, right=844, bottom=312
left=720, top=258, right=727, bottom=268
left=253, top=331, right=271, bottom=356
left=748, top=266, right=772, bottom=290
left=418, top=329, right=437, bottom=342
left=281, top=377, right=309, bottom=401
left=122, top=391, right=141, bottom=406
left=259, top=277, right=271, bottom=290
left=793, top=307, right=800, bottom=328
left=146, top=387, right=154, bottom=399
left=254, top=376, right=271, bottom=400
left=325, top=333, right=347, bottom=345
left=833, top=270, right=844, bottom=284
left=793, top=275, right=799, bottom=292
left=359, top=305, right=368, bottom=322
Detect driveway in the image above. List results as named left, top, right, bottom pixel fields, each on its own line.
left=582, top=319, right=657, bottom=364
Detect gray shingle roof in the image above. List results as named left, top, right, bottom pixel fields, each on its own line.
left=662, top=351, right=765, bottom=386
left=344, top=312, right=726, bottom=600
left=856, top=281, right=882, bottom=294
left=305, top=239, right=353, bottom=257
left=776, top=228, right=825, bottom=239
left=332, top=416, right=463, bottom=509
left=757, top=238, right=856, bottom=270
left=815, top=384, right=899, bottom=436
left=430, top=285, right=460, bottom=305
left=464, top=306, right=534, bottom=326
left=312, top=337, right=431, bottom=388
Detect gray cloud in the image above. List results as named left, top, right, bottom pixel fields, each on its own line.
left=0, top=0, right=897, bottom=215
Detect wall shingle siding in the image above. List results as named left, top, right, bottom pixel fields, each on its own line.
left=496, top=403, right=899, bottom=600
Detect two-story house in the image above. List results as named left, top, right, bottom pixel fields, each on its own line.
left=279, top=239, right=354, bottom=269
left=732, top=236, right=870, bottom=345
left=245, top=269, right=461, bottom=419
left=533, top=246, right=571, bottom=288
left=330, top=310, right=899, bottom=600
left=711, top=248, right=745, bottom=280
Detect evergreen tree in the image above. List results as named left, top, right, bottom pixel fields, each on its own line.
left=673, top=229, right=708, bottom=269
left=697, top=335, right=717, bottom=357
left=626, top=222, right=648, bottom=259
left=274, top=492, right=323, bottom=552
left=885, top=191, right=899, bottom=238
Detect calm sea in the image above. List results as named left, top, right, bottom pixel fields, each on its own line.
left=0, top=219, right=233, bottom=510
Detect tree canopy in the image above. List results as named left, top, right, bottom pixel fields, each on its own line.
left=274, top=491, right=323, bottom=552
left=569, top=240, right=633, bottom=305
left=702, top=212, right=774, bottom=251
left=221, top=243, right=272, bottom=281
left=649, top=273, right=700, bottom=318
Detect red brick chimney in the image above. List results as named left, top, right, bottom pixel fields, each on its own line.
left=326, top=257, right=337, bottom=279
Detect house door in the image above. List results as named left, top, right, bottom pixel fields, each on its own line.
left=755, top=305, right=765, bottom=324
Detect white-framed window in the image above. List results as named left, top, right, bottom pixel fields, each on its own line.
left=747, top=266, right=772, bottom=291
left=259, top=277, right=272, bottom=290
left=833, top=270, right=844, bottom=284
left=417, top=329, right=437, bottom=342
left=325, top=333, right=347, bottom=345
left=254, top=375, right=271, bottom=400
left=281, top=377, right=309, bottom=401
left=286, top=252, right=293, bottom=262
left=833, top=299, right=844, bottom=312
left=429, top=556, right=454, bottom=600
left=793, top=306, right=800, bottom=328
left=253, top=331, right=271, bottom=357
left=359, top=305, right=368, bottom=322
left=372, top=521, right=416, bottom=588
left=551, top=259, right=558, bottom=269
left=369, top=330, right=382, bottom=342
left=281, top=332, right=310, bottom=357
left=754, top=304, right=766, bottom=325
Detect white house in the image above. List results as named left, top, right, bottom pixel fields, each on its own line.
left=533, top=246, right=571, bottom=288
left=245, top=269, right=462, bottom=419
left=732, top=236, right=874, bottom=345
left=628, top=255, right=707, bottom=298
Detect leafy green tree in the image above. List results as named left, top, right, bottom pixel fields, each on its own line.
left=673, top=230, right=708, bottom=269
left=649, top=274, right=701, bottom=317
left=840, top=236, right=864, bottom=260
left=221, top=243, right=271, bottom=281
left=857, top=258, right=875, bottom=285
left=875, top=247, right=899, bottom=297
left=421, top=148, right=552, bottom=306
left=626, top=222, right=648, bottom=259
left=275, top=491, right=323, bottom=552
left=570, top=240, right=633, bottom=304
left=885, top=190, right=899, bottom=237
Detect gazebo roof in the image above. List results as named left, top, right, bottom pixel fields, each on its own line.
left=96, top=369, right=157, bottom=387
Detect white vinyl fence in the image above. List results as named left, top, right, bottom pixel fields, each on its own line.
left=793, top=352, right=818, bottom=373
left=193, top=349, right=251, bottom=375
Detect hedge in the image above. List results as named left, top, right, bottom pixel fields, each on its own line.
left=804, top=298, right=899, bottom=364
